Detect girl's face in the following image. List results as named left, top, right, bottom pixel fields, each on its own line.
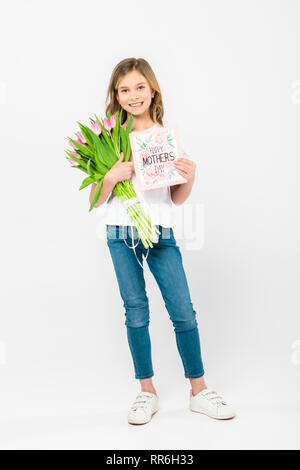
left=116, top=70, right=155, bottom=118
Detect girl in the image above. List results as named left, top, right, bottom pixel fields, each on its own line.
left=89, top=58, right=236, bottom=425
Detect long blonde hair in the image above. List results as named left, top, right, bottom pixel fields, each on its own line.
left=105, top=58, right=164, bottom=126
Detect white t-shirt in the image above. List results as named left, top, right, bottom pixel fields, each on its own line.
left=96, top=123, right=191, bottom=228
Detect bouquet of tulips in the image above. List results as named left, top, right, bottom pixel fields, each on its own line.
left=65, top=107, right=161, bottom=248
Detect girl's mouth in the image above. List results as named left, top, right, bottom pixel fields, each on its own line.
left=129, top=102, right=144, bottom=108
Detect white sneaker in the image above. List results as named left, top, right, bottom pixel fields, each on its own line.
left=189, top=388, right=236, bottom=420
left=127, top=391, right=159, bottom=425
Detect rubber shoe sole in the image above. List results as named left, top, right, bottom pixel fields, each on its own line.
left=189, top=407, right=236, bottom=420
left=128, top=408, right=159, bottom=425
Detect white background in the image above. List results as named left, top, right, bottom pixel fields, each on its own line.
left=0, top=0, right=299, bottom=450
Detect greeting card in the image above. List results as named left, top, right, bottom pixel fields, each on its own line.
left=129, top=124, right=188, bottom=191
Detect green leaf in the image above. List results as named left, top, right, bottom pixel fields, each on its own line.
left=119, top=106, right=123, bottom=127
left=67, top=136, right=94, bottom=159
left=65, top=152, right=87, bottom=169
left=93, top=136, right=116, bottom=172
left=94, top=113, right=102, bottom=127
left=89, top=178, right=103, bottom=212
left=78, top=126, right=111, bottom=175
left=87, top=159, right=93, bottom=175
left=72, top=166, right=89, bottom=175
left=120, top=127, right=130, bottom=161
left=79, top=174, right=102, bottom=190
left=98, top=118, right=115, bottom=152
left=77, top=122, right=97, bottom=149
left=98, top=138, right=118, bottom=167
left=126, top=112, right=133, bottom=133
left=114, top=107, right=123, bottom=154
left=112, top=111, right=120, bottom=151
left=64, top=149, right=84, bottom=161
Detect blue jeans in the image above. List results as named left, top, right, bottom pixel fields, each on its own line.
left=106, top=224, right=205, bottom=380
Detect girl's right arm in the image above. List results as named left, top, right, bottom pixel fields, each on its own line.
left=89, top=173, right=116, bottom=208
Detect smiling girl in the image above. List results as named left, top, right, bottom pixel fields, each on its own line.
left=89, top=58, right=236, bottom=425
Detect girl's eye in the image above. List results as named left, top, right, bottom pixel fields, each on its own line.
left=121, top=86, right=145, bottom=93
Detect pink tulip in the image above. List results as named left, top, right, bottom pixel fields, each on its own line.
left=104, top=117, right=112, bottom=131
left=76, top=130, right=86, bottom=144
left=69, top=151, right=80, bottom=158
left=91, top=120, right=102, bottom=135
left=69, top=139, right=76, bottom=148
left=67, top=157, right=79, bottom=166
left=110, top=114, right=116, bottom=128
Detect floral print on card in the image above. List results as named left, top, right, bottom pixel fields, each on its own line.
left=129, top=124, right=187, bottom=191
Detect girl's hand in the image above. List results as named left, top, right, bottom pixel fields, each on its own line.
left=106, top=152, right=134, bottom=184
left=173, top=157, right=196, bottom=181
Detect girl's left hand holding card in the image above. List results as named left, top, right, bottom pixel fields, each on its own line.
left=174, top=158, right=197, bottom=181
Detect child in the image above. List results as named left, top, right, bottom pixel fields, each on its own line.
left=89, top=58, right=236, bottom=424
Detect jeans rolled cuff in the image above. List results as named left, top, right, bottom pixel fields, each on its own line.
left=185, top=370, right=205, bottom=379
left=135, top=373, right=154, bottom=379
